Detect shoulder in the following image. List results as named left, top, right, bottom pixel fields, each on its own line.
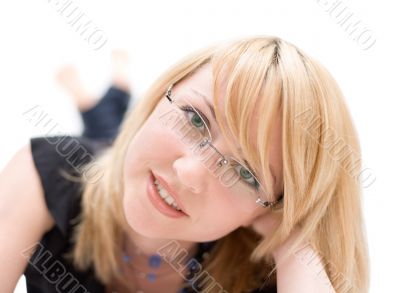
left=0, top=143, right=54, bottom=232
left=30, top=135, right=107, bottom=172
left=0, top=143, right=54, bottom=290
left=30, top=135, right=108, bottom=188
left=29, top=135, right=109, bottom=236
left=21, top=136, right=108, bottom=292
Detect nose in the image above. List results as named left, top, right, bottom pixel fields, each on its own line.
left=172, top=155, right=211, bottom=194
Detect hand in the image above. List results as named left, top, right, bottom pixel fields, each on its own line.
left=250, top=210, right=306, bottom=262
left=251, top=212, right=334, bottom=292
left=250, top=209, right=282, bottom=243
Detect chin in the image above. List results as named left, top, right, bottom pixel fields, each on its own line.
left=123, top=209, right=159, bottom=238
left=122, top=192, right=166, bottom=238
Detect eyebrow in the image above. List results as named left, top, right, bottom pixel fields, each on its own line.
left=243, top=158, right=277, bottom=185
left=190, top=88, right=277, bottom=185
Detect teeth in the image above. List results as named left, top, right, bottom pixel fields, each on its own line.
left=154, top=178, right=182, bottom=212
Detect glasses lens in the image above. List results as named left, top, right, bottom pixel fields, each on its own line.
left=180, top=98, right=230, bottom=168
left=173, top=98, right=212, bottom=145
left=224, top=157, right=271, bottom=207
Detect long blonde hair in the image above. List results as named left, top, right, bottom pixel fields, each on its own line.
left=71, top=36, right=369, bottom=292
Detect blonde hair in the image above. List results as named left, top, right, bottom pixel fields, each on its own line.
left=70, top=36, right=369, bottom=292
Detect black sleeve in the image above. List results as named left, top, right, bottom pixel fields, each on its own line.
left=30, top=135, right=105, bottom=237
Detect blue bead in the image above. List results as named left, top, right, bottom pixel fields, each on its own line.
left=148, top=254, right=162, bottom=268
left=122, top=254, right=132, bottom=263
left=147, top=272, right=157, bottom=282
left=190, top=263, right=198, bottom=271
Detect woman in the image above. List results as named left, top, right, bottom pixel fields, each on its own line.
left=0, top=36, right=369, bottom=293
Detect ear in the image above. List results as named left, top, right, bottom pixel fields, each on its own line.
left=241, top=211, right=267, bottom=228
left=241, top=218, right=254, bottom=228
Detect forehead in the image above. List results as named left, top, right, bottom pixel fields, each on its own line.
left=173, top=65, right=242, bottom=149
left=173, top=65, right=214, bottom=101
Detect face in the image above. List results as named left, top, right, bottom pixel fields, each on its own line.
left=122, top=64, right=283, bottom=242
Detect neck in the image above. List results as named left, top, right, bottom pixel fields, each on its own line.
left=123, top=228, right=199, bottom=269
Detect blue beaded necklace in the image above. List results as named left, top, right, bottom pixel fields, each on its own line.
left=120, top=239, right=216, bottom=293
left=121, top=251, right=164, bottom=283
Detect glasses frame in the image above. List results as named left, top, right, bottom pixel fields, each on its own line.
left=164, top=84, right=283, bottom=209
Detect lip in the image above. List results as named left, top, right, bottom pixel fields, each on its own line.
left=147, top=171, right=188, bottom=218
left=151, top=171, right=188, bottom=215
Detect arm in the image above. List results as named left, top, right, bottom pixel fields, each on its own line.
left=272, top=231, right=336, bottom=293
left=0, top=144, right=55, bottom=291
left=251, top=211, right=336, bottom=292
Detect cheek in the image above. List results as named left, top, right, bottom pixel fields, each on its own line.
left=206, top=178, right=264, bottom=231
left=192, top=186, right=256, bottom=240
left=195, top=208, right=253, bottom=241
left=123, top=116, right=180, bottom=176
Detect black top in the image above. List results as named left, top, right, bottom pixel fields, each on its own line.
left=24, top=136, right=108, bottom=293
left=24, top=136, right=276, bottom=293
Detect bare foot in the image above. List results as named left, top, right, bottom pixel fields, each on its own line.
left=111, top=49, right=131, bottom=92
left=56, top=65, right=97, bottom=112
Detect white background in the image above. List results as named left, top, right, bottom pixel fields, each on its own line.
left=0, top=0, right=398, bottom=292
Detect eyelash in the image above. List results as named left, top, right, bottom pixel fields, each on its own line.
left=179, top=104, right=261, bottom=192
left=231, top=162, right=261, bottom=192
left=179, top=105, right=210, bottom=134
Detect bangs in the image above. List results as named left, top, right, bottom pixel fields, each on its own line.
left=210, top=38, right=283, bottom=198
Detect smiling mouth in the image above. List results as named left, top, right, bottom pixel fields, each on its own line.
left=149, top=171, right=188, bottom=217
left=153, top=177, right=183, bottom=211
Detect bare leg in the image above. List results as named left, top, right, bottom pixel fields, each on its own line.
left=56, top=49, right=131, bottom=111
left=56, top=65, right=97, bottom=112
left=111, top=49, right=131, bottom=93
left=57, top=50, right=132, bottom=142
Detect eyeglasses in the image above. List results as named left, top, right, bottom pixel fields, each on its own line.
left=159, top=84, right=283, bottom=211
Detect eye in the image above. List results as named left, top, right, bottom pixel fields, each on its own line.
left=180, top=105, right=209, bottom=135
left=232, top=163, right=261, bottom=191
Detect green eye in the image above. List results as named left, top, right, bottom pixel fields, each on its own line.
left=234, top=164, right=260, bottom=190
left=180, top=105, right=208, bottom=134
left=240, top=168, right=252, bottom=180
left=191, top=114, right=204, bottom=128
